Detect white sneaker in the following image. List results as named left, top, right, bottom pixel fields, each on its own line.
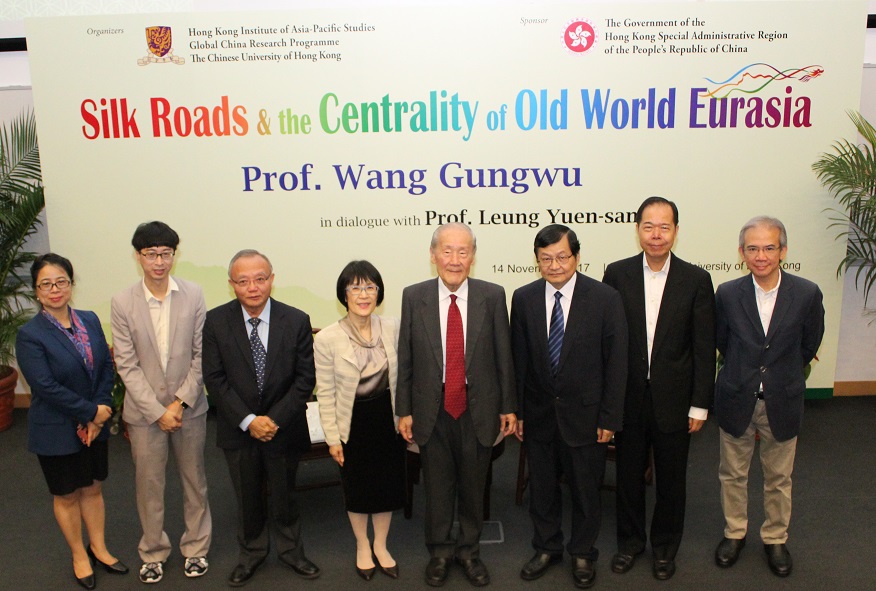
left=139, top=561, right=164, bottom=584
left=184, top=556, right=209, bottom=578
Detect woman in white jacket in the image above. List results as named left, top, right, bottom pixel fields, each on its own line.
left=315, top=260, right=404, bottom=581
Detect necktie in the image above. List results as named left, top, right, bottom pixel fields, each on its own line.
left=444, top=294, right=466, bottom=419
left=248, top=317, right=266, bottom=393
left=548, top=291, right=564, bottom=375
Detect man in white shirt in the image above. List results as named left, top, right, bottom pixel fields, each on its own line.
left=603, top=197, right=716, bottom=581
left=111, top=222, right=211, bottom=584
left=713, top=216, right=824, bottom=578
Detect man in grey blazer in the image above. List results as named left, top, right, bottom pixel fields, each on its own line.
left=713, top=216, right=824, bottom=578
left=396, top=223, right=517, bottom=587
left=111, top=222, right=211, bottom=583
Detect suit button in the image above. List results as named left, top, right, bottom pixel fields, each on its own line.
left=765, top=344, right=770, bottom=350
left=760, top=366, right=766, bottom=373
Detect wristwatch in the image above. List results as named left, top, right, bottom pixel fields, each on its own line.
left=175, top=397, right=189, bottom=409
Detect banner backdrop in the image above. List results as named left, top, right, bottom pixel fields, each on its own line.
left=25, top=2, right=866, bottom=389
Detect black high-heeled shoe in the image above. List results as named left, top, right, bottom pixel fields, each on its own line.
left=373, top=551, right=399, bottom=579
left=87, top=546, right=130, bottom=574
left=73, top=562, right=95, bottom=590
left=356, top=565, right=376, bottom=581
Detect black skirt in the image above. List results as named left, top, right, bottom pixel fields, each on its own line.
left=340, top=389, right=405, bottom=513
left=37, top=439, right=109, bottom=496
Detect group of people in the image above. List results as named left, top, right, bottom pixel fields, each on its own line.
left=15, top=197, right=824, bottom=590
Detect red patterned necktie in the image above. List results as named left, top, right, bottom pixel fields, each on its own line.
left=444, top=294, right=466, bottom=419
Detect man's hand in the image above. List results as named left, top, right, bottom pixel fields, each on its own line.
left=515, top=419, right=524, bottom=442
left=688, top=417, right=706, bottom=433
left=596, top=428, right=614, bottom=444
left=398, top=415, right=414, bottom=443
left=248, top=415, right=279, bottom=442
left=329, top=444, right=344, bottom=466
left=499, top=413, right=517, bottom=437
left=157, top=406, right=182, bottom=433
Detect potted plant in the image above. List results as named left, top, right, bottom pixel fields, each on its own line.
left=812, top=111, right=876, bottom=307
left=0, top=110, right=45, bottom=431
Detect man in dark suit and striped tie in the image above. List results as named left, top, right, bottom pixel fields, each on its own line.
left=511, top=224, right=628, bottom=589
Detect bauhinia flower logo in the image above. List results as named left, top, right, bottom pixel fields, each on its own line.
left=563, top=19, right=597, bottom=54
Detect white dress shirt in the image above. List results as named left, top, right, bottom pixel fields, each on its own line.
left=142, top=277, right=179, bottom=374
left=544, top=273, right=576, bottom=336
left=642, top=254, right=707, bottom=421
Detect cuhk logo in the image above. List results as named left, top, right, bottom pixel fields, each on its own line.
left=563, top=19, right=597, bottom=55
left=137, top=26, right=184, bottom=65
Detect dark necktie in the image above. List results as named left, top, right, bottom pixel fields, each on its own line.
left=548, top=291, right=564, bottom=375
left=248, top=317, right=266, bottom=393
left=444, top=294, right=466, bottom=419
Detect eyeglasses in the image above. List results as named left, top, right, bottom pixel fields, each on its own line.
left=538, top=253, right=574, bottom=267
left=744, top=245, right=780, bottom=255
left=36, top=278, right=72, bottom=292
left=140, top=250, right=175, bottom=262
left=346, top=285, right=379, bottom=295
left=231, top=276, right=270, bottom=288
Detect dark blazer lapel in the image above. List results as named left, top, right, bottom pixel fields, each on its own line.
left=37, top=311, right=90, bottom=375
left=531, top=280, right=551, bottom=370
left=738, top=276, right=765, bottom=338
left=420, top=280, right=444, bottom=370
left=765, top=271, right=794, bottom=344
left=230, top=301, right=257, bottom=377
left=624, top=258, right=649, bottom=363
left=562, top=273, right=591, bottom=371
left=465, top=281, right=486, bottom=371
left=262, top=299, right=284, bottom=385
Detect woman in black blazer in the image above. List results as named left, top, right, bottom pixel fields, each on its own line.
left=15, top=254, right=128, bottom=589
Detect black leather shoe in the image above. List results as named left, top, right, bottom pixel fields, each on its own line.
left=356, top=565, right=376, bottom=581
left=87, top=546, right=130, bottom=574
left=610, top=553, right=636, bottom=574
left=280, top=555, right=321, bottom=579
left=764, top=543, right=792, bottom=577
left=425, top=557, right=450, bottom=587
left=572, top=558, right=596, bottom=589
left=456, top=557, right=490, bottom=587
left=228, top=561, right=263, bottom=587
left=520, top=552, right=562, bottom=580
left=715, top=537, right=745, bottom=568
left=653, top=559, right=676, bottom=580
left=74, top=566, right=95, bottom=591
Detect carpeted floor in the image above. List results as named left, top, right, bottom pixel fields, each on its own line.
left=1, top=396, right=874, bottom=590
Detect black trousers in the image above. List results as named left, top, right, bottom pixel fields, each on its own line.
left=614, top=388, right=691, bottom=560
left=420, top=409, right=492, bottom=559
left=527, top=434, right=607, bottom=560
left=224, top=443, right=305, bottom=567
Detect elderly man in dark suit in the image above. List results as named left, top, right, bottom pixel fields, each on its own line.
left=396, top=222, right=517, bottom=588
left=713, top=216, right=824, bottom=578
left=602, top=197, right=716, bottom=580
left=511, top=224, right=628, bottom=589
left=202, top=249, right=320, bottom=587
